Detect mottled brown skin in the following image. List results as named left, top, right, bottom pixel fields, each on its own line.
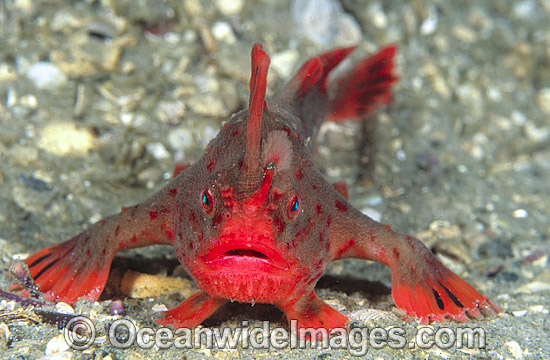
left=24, top=42, right=499, bottom=333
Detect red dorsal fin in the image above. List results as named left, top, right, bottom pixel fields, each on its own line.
left=244, top=42, right=270, bottom=176
left=327, top=45, right=398, bottom=120
left=286, top=46, right=356, bottom=100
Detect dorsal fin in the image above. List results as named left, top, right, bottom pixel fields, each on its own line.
left=244, top=42, right=270, bottom=176
left=327, top=45, right=398, bottom=120
left=284, top=46, right=356, bottom=100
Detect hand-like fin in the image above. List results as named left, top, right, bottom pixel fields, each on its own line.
left=279, top=291, right=349, bottom=340
left=23, top=184, right=179, bottom=304
left=156, top=291, right=226, bottom=328
left=329, top=195, right=501, bottom=323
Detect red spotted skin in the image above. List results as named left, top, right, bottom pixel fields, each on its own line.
left=23, top=42, right=499, bottom=332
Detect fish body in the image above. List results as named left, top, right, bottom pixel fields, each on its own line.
left=24, top=43, right=499, bottom=331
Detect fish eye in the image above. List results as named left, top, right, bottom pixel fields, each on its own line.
left=201, top=189, right=213, bottom=213
left=288, top=195, right=301, bottom=219
left=291, top=197, right=299, bottom=212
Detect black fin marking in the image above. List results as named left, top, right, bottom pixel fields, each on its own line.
left=34, top=258, right=60, bottom=280
left=29, top=254, right=51, bottom=268
left=443, top=285, right=464, bottom=308
left=432, top=288, right=445, bottom=310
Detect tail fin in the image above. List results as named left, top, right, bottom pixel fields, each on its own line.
left=327, top=45, right=398, bottom=121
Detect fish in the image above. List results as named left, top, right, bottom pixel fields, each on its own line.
left=23, top=42, right=500, bottom=332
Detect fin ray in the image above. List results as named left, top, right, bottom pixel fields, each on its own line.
left=327, top=45, right=398, bottom=121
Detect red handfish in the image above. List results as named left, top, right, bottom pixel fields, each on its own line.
left=23, top=42, right=499, bottom=331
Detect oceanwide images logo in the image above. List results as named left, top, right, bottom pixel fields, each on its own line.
left=63, top=316, right=486, bottom=356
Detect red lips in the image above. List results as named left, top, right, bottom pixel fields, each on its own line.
left=201, top=239, right=290, bottom=271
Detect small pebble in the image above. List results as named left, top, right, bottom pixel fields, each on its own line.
left=20, top=94, right=38, bottom=108
left=211, top=21, right=236, bottom=44
left=333, top=15, right=362, bottom=46
left=532, top=254, right=548, bottom=268
left=5, top=87, right=17, bottom=108
left=110, top=300, right=125, bottom=315
left=152, top=303, right=168, bottom=312
left=201, top=125, right=219, bottom=146
left=361, top=208, right=381, bottom=222
left=291, top=0, right=361, bottom=47
left=503, top=43, right=533, bottom=79
left=213, top=348, right=241, bottom=359
left=168, top=127, right=194, bottom=151
left=54, top=302, right=74, bottom=314
left=349, top=309, right=394, bottom=323
left=396, top=149, right=406, bottom=161
left=512, top=209, right=528, bottom=218
left=452, top=24, right=478, bottom=43
left=198, top=25, right=218, bottom=53
left=456, top=84, right=483, bottom=119
left=511, top=110, right=526, bottom=125
left=38, top=122, right=95, bottom=155
left=16, top=174, right=51, bottom=193
left=0, top=301, right=16, bottom=312
left=483, top=264, right=503, bottom=277
left=12, top=175, right=55, bottom=213
left=504, top=340, right=524, bottom=360
left=0, top=323, right=10, bottom=346
left=215, top=0, right=244, bottom=15
left=536, top=88, right=550, bottom=114
left=271, top=49, right=299, bottom=78
left=26, top=62, right=68, bottom=90
left=0, top=63, right=17, bottom=82
left=512, top=0, right=537, bottom=18
left=514, top=280, right=550, bottom=294
left=366, top=2, right=388, bottom=29
left=138, top=167, right=164, bottom=188
left=49, top=8, right=86, bottom=31
left=157, top=100, right=186, bottom=125
left=365, top=196, right=383, bottom=206
left=528, top=305, right=547, bottom=313
left=522, top=249, right=547, bottom=263
left=420, top=5, right=438, bottom=35
left=194, top=74, right=220, bottom=93
left=427, top=348, right=452, bottom=359
left=487, top=87, right=502, bottom=101
left=187, top=94, right=228, bottom=117
left=512, top=310, right=528, bottom=317
left=45, top=334, right=70, bottom=355
left=146, top=142, right=171, bottom=161
left=428, top=221, right=462, bottom=239
left=524, top=122, right=550, bottom=143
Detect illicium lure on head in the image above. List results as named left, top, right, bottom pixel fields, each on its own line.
left=23, top=42, right=500, bottom=331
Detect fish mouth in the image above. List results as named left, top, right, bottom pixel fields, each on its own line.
left=223, top=249, right=269, bottom=259
left=192, top=238, right=299, bottom=304
left=201, top=241, right=290, bottom=271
